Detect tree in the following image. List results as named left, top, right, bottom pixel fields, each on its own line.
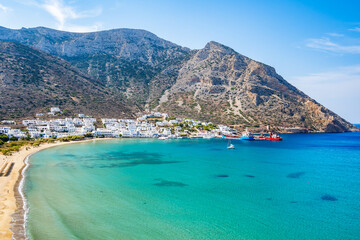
left=0, top=140, right=4, bottom=145
left=84, top=133, right=93, bottom=138
left=20, top=135, right=31, bottom=141
left=9, top=136, right=18, bottom=141
left=0, top=133, right=9, bottom=143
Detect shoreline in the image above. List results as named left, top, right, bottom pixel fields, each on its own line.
left=0, top=138, right=112, bottom=240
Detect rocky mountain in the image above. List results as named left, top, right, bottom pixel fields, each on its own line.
left=0, top=41, right=137, bottom=119
left=0, top=26, right=190, bottom=105
left=0, top=26, right=357, bottom=132
left=156, top=42, right=358, bottom=132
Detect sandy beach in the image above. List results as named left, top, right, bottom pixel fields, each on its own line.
left=0, top=138, right=109, bottom=240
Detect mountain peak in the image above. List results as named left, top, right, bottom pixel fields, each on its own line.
left=204, top=41, right=235, bottom=54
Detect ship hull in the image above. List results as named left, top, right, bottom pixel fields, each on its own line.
left=222, top=134, right=241, bottom=139
left=240, top=136, right=255, bottom=141
left=265, top=138, right=283, bottom=141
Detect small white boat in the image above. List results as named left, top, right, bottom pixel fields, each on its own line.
left=158, top=136, right=168, bottom=140
left=227, top=144, right=235, bottom=149
left=227, top=140, right=235, bottom=149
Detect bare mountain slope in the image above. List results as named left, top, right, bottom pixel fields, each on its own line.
left=0, top=41, right=137, bottom=119
left=0, top=26, right=190, bottom=104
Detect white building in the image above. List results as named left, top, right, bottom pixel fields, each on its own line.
left=50, top=107, right=62, bottom=114
left=0, top=127, right=11, bottom=134
left=22, top=120, right=38, bottom=126
left=169, top=120, right=178, bottom=124
left=102, top=118, right=118, bottom=125
left=93, top=128, right=117, bottom=137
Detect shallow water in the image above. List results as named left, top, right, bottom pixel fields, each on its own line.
left=25, top=132, right=360, bottom=239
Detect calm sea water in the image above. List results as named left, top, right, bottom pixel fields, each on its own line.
left=25, top=131, right=360, bottom=240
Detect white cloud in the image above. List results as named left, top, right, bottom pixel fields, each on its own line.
left=0, top=3, right=10, bottom=12
left=291, top=65, right=360, bottom=122
left=40, top=0, right=102, bottom=31
left=326, top=33, right=344, bottom=37
left=349, top=27, right=360, bottom=32
left=292, top=65, right=360, bottom=84
left=306, top=37, right=360, bottom=54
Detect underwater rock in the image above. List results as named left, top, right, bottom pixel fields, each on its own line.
left=244, top=175, right=255, bottom=178
left=215, top=174, right=229, bottom=178
left=153, top=178, right=188, bottom=187
left=287, top=172, right=305, bottom=178
left=321, top=194, right=338, bottom=201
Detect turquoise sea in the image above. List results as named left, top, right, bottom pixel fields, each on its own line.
left=25, top=131, right=360, bottom=239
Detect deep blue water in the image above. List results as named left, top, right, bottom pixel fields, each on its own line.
left=25, top=131, right=360, bottom=239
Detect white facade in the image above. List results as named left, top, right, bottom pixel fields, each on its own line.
left=50, top=107, right=61, bottom=113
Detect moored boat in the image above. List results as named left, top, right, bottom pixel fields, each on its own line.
left=240, top=129, right=255, bottom=141
left=222, top=134, right=241, bottom=139
left=256, top=134, right=266, bottom=140
left=265, top=132, right=282, bottom=141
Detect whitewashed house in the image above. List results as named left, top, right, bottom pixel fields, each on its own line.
left=50, top=107, right=62, bottom=114
left=22, top=120, right=37, bottom=126
left=0, top=127, right=11, bottom=134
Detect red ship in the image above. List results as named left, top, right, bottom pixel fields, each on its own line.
left=257, top=134, right=266, bottom=140
left=265, top=132, right=283, bottom=141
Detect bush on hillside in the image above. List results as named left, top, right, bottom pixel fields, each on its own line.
left=0, top=134, right=9, bottom=143
left=9, top=136, right=18, bottom=141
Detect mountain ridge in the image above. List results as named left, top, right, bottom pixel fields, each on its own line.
left=0, top=26, right=357, bottom=132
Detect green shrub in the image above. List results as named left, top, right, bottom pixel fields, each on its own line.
left=20, top=136, right=31, bottom=141
left=58, top=135, right=85, bottom=142
left=84, top=133, right=93, bottom=138
left=9, top=136, right=18, bottom=141
left=0, top=134, right=9, bottom=142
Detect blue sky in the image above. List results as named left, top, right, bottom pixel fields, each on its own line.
left=0, top=0, right=359, bottom=122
